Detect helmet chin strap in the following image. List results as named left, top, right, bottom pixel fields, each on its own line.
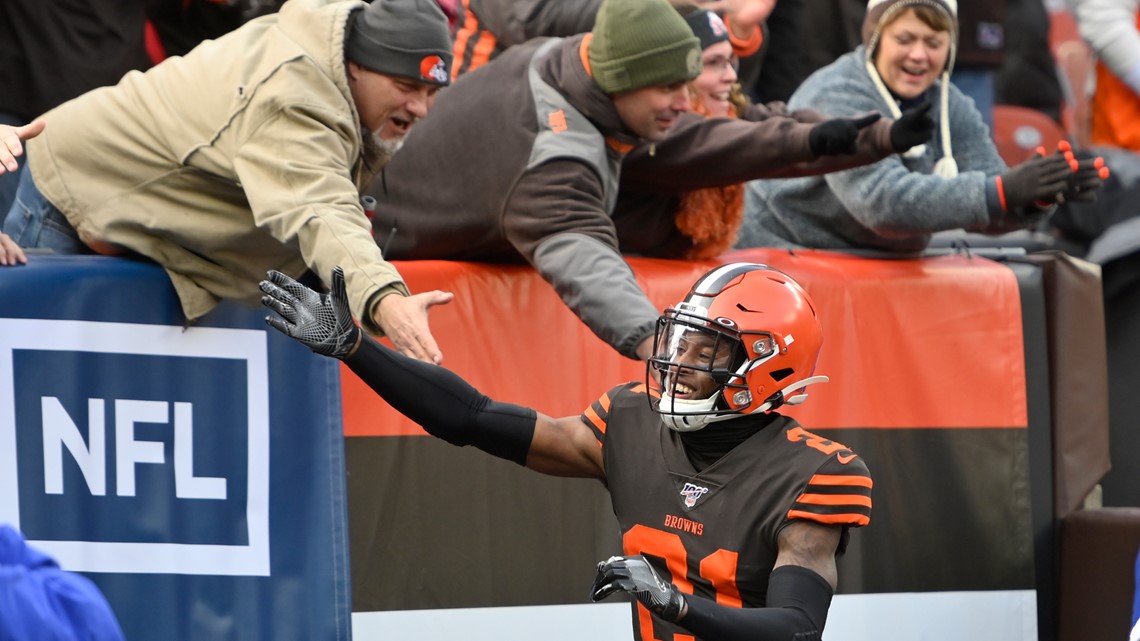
left=660, top=375, right=830, bottom=432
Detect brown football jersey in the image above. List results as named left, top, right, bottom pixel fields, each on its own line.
left=582, top=382, right=872, bottom=641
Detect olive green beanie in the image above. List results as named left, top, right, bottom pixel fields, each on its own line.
left=588, top=0, right=702, bottom=94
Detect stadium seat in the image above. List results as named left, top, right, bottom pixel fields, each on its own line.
left=992, top=104, right=1070, bottom=166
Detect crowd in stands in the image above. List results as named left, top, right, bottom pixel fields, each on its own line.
left=3, top=0, right=1127, bottom=287
left=8, top=0, right=1107, bottom=360
left=0, top=0, right=1127, bottom=358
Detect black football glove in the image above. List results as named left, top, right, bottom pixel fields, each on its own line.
left=260, top=266, right=360, bottom=359
left=808, top=113, right=881, bottom=156
left=590, top=555, right=685, bottom=622
left=889, top=101, right=935, bottom=152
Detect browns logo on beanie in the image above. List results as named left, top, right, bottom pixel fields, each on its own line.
left=683, top=9, right=731, bottom=52
left=345, top=0, right=454, bottom=87
left=588, top=0, right=702, bottom=95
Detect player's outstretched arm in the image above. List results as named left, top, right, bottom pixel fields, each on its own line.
left=260, top=268, right=604, bottom=477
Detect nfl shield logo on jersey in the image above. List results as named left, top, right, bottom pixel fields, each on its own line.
left=680, top=482, right=709, bottom=508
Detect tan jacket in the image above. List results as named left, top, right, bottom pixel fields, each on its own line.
left=28, top=0, right=407, bottom=331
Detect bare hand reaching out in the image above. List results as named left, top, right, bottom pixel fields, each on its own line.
left=1, top=119, right=45, bottom=174
left=372, top=288, right=454, bottom=365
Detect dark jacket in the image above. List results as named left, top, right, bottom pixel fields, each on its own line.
left=0, top=0, right=152, bottom=121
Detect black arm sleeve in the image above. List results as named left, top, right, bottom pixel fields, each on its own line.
left=677, top=565, right=833, bottom=641
left=343, top=337, right=537, bottom=465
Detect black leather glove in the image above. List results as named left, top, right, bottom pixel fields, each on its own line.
left=999, top=154, right=1073, bottom=210
left=591, top=555, right=685, bottom=622
left=260, top=266, right=360, bottom=359
left=889, top=101, right=935, bottom=152
left=808, top=113, right=881, bottom=156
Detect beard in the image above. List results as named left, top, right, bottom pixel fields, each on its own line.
left=371, top=130, right=404, bottom=166
left=362, top=123, right=407, bottom=168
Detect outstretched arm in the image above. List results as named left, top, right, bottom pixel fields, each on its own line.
left=505, top=163, right=659, bottom=361
left=620, top=102, right=933, bottom=191
left=591, top=521, right=840, bottom=641
left=260, top=267, right=604, bottom=477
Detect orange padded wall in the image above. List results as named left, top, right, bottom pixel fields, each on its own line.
left=342, top=248, right=1026, bottom=436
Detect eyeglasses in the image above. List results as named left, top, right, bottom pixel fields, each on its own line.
left=701, top=55, right=740, bottom=73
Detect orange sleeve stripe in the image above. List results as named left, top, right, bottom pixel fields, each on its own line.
left=809, top=474, right=873, bottom=488
left=598, top=391, right=613, bottom=412
left=582, top=405, right=606, bottom=434
left=579, top=33, right=593, bottom=76
left=468, top=30, right=498, bottom=71
left=797, top=493, right=873, bottom=508
left=788, top=510, right=870, bottom=527
left=452, top=0, right=477, bottom=67
left=453, top=25, right=475, bottom=65
left=725, top=16, right=764, bottom=57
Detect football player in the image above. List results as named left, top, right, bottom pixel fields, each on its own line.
left=260, top=262, right=872, bottom=641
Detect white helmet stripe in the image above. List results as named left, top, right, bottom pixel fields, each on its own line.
left=690, top=263, right=774, bottom=298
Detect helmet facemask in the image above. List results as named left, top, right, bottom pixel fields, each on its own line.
left=648, top=305, right=767, bottom=432
left=647, top=263, right=830, bottom=432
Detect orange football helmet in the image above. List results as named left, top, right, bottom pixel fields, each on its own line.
left=648, top=263, right=828, bottom=431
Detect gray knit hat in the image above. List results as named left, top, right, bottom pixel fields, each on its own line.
left=345, top=0, right=453, bottom=86
left=588, top=0, right=702, bottom=94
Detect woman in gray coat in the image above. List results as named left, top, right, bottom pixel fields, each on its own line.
left=738, top=0, right=1104, bottom=253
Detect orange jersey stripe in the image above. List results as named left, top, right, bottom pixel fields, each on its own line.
left=809, top=474, right=873, bottom=488
left=788, top=510, right=871, bottom=527
left=797, top=493, right=873, bottom=508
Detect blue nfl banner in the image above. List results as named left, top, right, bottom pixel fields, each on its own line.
left=0, top=256, right=351, bottom=641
